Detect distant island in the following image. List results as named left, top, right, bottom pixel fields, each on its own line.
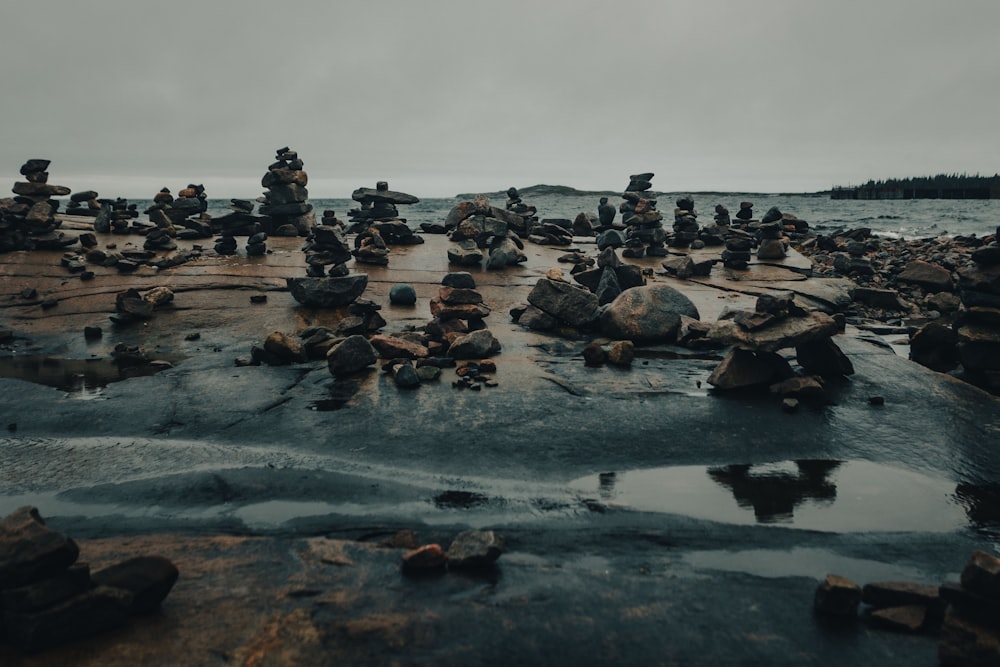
left=454, top=184, right=787, bottom=200
left=831, top=173, right=1000, bottom=200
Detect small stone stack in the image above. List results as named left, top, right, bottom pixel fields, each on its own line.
left=426, top=272, right=501, bottom=361
left=735, top=201, right=754, bottom=222
left=721, top=232, right=754, bottom=269
left=0, top=506, right=179, bottom=653
left=209, top=199, right=265, bottom=239
left=620, top=173, right=666, bottom=258
left=347, top=181, right=422, bottom=246
left=670, top=194, right=700, bottom=249
left=0, top=159, right=74, bottom=252
left=287, top=206, right=369, bottom=308
left=352, top=227, right=389, bottom=265
left=302, top=218, right=353, bottom=277
left=503, top=187, right=538, bottom=236
left=260, top=147, right=312, bottom=237
left=756, top=207, right=789, bottom=260
left=954, top=229, right=1000, bottom=390
left=445, top=195, right=527, bottom=270
left=147, top=185, right=211, bottom=239
left=64, top=190, right=101, bottom=218
left=95, top=198, right=138, bottom=235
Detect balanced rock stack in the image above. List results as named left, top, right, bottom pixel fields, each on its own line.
left=503, top=187, right=538, bottom=236
left=735, top=201, right=754, bottom=222
left=954, top=230, right=1000, bottom=391
left=670, top=194, right=700, bottom=249
left=260, top=147, right=312, bottom=237
left=705, top=292, right=853, bottom=401
left=445, top=194, right=527, bottom=270
left=93, top=198, right=139, bottom=235
left=721, top=232, right=754, bottom=269
left=620, top=173, right=666, bottom=258
left=0, top=159, right=74, bottom=252
left=346, top=181, right=422, bottom=246
left=146, top=185, right=211, bottom=239
left=64, top=190, right=101, bottom=218
left=208, top=198, right=265, bottom=239
left=0, top=506, right=179, bottom=653
left=302, top=214, right=352, bottom=277
left=426, top=272, right=501, bottom=360
left=756, top=207, right=789, bottom=260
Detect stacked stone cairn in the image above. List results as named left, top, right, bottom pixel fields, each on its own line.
left=0, top=159, right=74, bottom=252
left=704, top=292, right=853, bottom=406
left=620, top=173, right=666, bottom=258
left=285, top=204, right=369, bottom=309
left=259, top=147, right=312, bottom=237
left=812, top=550, right=1000, bottom=665
left=736, top=201, right=754, bottom=221
left=669, top=195, right=700, bottom=250
left=953, top=228, right=1000, bottom=390
left=755, top=207, right=789, bottom=260
left=64, top=190, right=101, bottom=218
left=346, top=181, right=423, bottom=247
left=503, top=187, right=538, bottom=236
left=146, top=185, right=212, bottom=240
left=445, top=194, right=528, bottom=270
left=0, top=506, right=178, bottom=653
left=100, top=198, right=139, bottom=235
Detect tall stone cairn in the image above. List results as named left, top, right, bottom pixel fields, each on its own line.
left=955, top=229, right=1000, bottom=391
left=0, top=159, right=74, bottom=252
left=620, top=172, right=666, bottom=258
left=347, top=181, right=422, bottom=245
left=260, top=147, right=313, bottom=237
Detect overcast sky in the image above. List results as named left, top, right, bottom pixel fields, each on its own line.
left=2, top=0, right=997, bottom=198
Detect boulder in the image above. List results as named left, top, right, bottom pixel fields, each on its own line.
left=795, top=338, right=855, bottom=377
left=91, top=555, right=179, bottom=615
left=286, top=275, right=368, bottom=308
left=327, top=335, right=377, bottom=376
left=0, top=507, right=79, bottom=590
left=813, top=574, right=862, bottom=617
left=707, top=311, right=839, bottom=353
left=448, top=329, right=501, bottom=359
left=446, top=530, right=504, bottom=569
left=707, top=349, right=792, bottom=390
left=527, top=278, right=599, bottom=328
left=898, top=259, right=953, bottom=293
left=599, top=284, right=699, bottom=343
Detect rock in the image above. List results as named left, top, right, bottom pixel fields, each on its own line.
left=442, top=272, right=477, bottom=289
left=768, top=376, right=828, bottom=400
left=961, top=550, right=1000, bottom=599
left=595, top=266, right=622, bottom=306
left=91, top=555, right=179, bottom=615
left=707, top=349, right=792, bottom=390
left=795, top=338, right=855, bottom=376
left=0, top=563, right=90, bottom=613
left=0, top=507, right=80, bottom=590
left=867, top=605, right=930, bottom=633
left=910, top=321, right=960, bottom=372
left=447, top=239, right=485, bottom=266
left=862, top=581, right=943, bottom=610
left=814, top=574, right=862, bottom=617
left=327, top=335, right=377, bottom=376
left=662, top=255, right=695, bottom=279
left=4, top=586, right=133, bottom=653
left=401, top=544, right=447, bottom=573
left=607, top=340, right=635, bottom=367
left=392, top=363, right=421, bottom=389
left=939, top=606, right=1000, bottom=666
left=448, top=329, right=501, bottom=359
left=446, top=530, right=504, bottom=569
left=263, top=331, right=306, bottom=363
left=599, top=284, right=699, bottom=343
left=527, top=278, right=599, bottom=328
left=389, top=283, right=417, bottom=305
left=286, top=275, right=368, bottom=308
left=583, top=342, right=606, bottom=366
left=852, top=287, right=906, bottom=310
left=369, top=334, right=428, bottom=360
left=707, top=311, right=840, bottom=353
left=898, top=259, right=953, bottom=292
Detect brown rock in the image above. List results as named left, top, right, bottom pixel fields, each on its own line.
left=814, top=574, right=861, bottom=617
left=401, top=544, right=447, bottom=572
left=607, top=340, right=635, bottom=367
left=898, top=259, right=953, bottom=293
left=0, top=507, right=80, bottom=590
left=867, top=604, right=929, bottom=633
left=961, top=550, right=1000, bottom=599
left=91, top=555, right=179, bottom=615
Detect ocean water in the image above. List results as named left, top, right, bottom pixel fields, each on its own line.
left=129, top=192, right=1000, bottom=240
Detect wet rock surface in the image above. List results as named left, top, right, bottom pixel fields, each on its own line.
left=0, top=214, right=998, bottom=664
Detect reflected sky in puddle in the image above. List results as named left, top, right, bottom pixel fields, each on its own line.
left=0, top=355, right=175, bottom=398
left=570, top=460, right=969, bottom=533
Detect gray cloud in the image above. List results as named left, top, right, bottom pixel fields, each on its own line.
left=2, top=0, right=997, bottom=197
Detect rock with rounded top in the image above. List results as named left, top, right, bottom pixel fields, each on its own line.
left=264, top=331, right=306, bottom=363
left=327, top=335, right=377, bottom=376
left=600, top=284, right=699, bottom=343
left=814, top=574, right=862, bottom=617
left=448, top=329, right=501, bottom=359
left=898, top=259, right=953, bottom=293
left=286, top=275, right=368, bottom=308
left=389, top=283, right=417, bottom=305
left=528, top=277, right=599, bottom=328
left=446, top=530, right=504, bottom=569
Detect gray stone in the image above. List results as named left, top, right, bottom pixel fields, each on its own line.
left=527, top=278, right=599, bottom=328
left=448, top=329, right=501, bottom=359
left=389, top=283, right=417, bottom=305
left=327, top=335, right=377, bottom=376
left=600, top=284, right=699, bottom=343
left=446, top=530, right=504, bottom=569
left=91, top=555, right=179, bottom=615
left=286, top=275, right=368, bottom=308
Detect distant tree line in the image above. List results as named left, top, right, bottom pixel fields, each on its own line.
left=831, top=173, right=1000, bottom=199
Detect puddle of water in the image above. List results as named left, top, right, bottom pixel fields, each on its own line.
left=570, top=460, right=969, bottom=533
left=0, top=355, right=175, bottom=398
left=682, top=547, right=935, bottom=582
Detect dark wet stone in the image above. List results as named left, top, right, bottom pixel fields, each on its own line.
left=0, top=563, right=90, bottom=613
left=708, top=348, right=793, bottom=390
left=286, top=275, right=368, bottom=308
left=91, top=555, right=179, bottom=615
left=392, top=363, right=421, bottom=389
left=795, top=338, right=855, bottom=377
left=448, top=329, right=501, bottom=359
left=527, top=278, right=599, bottom=328
left=401, top=544, right=447, bottom=573
left=961, top=550, right=1000, bottom=599
left=897, top=259, right=953, bottom=292
left=0, top=507, right=80, bottom=590
left=4, top=586, right=132, bottom=653
left=583, top=342, right=605, bottom=366
left=389, top=283, right=417, bottom=305
left=327, top=335, right=377, bottom=376
left=607, top=340, right=635, bottom=367
left=814, top=574, right=861, bottom=617
left=866, top=605, right=930, bottom=633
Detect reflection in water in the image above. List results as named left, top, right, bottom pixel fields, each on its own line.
left=309, top=377, right=364, bottom=411
left=954, top=483, right=1000, bottom=534
left=568, top=460, right=968, bottom=533
left=0, top=355, right=172, bottom=398
left=707, top=460, right=842, bottom=524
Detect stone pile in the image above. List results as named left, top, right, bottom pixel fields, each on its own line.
left=503, top=187, right=538, bottom=236
left=209, top=199, right=267, bottom=238
left=756, top=208, right=789, bottom=260
left=260, top=147, right=312, bottom=237
left=0, top=506, right=178, bottom=653
left=445, top=195, right=527, bottom=270
left=0, top=159, right=74, bottom=252
left=619, top=173, right=666, bottom=258
left=64, top=190, right=101, bottom=218
left=110, top=286, right=175, bottom=325
left=146, top=185, right=211, bottom=239
left=669, top=194, right=699, bottom=249
left=953, top=230, right=1000, bottom=390
left=736, top=201, right=754, bottom=221
left=704, top=292, right=853, bottom=404
left=347, top=181, right=422, bottom=246
left=286, top=206, right=369, bottom=308
left=352, top=226, right=390, bottom=265
left=569, top=248, right=646, bottom=307
left=812, top=550, right=1000, bottom=665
